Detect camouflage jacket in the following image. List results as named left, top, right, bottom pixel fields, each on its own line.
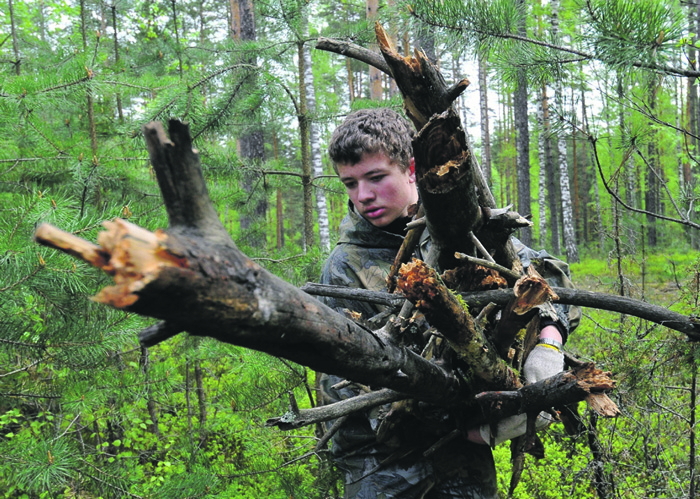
left=318, top=203, right=580, bottom=498
left=319, top=204, right=498, bottom=498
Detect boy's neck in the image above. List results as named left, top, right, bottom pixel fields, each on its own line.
left=381, top=215, right=413, bottom=236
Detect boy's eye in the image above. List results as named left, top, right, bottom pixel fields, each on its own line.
left=369, top=175, right=385, bottom=183
left=343, top=181, right=356, bottom=189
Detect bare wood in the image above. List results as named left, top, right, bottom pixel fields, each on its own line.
left=397, top=259, right=521, bottom=390
left=35, top=224, right=109, bottom=269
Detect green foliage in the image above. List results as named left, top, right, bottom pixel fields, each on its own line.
left=3, top=0, right=700, bottom=497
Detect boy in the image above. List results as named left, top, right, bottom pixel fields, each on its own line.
left=320, top=108, right=579, bottom=498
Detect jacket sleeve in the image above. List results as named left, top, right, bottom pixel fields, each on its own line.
left=512, top=238, right=581, bottom=343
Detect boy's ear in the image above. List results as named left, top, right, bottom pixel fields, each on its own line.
left=409, top=157, right=415, bottom=178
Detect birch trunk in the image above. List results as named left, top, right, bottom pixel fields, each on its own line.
left=298, top=41, right=315, bottom=251
left=303, top=37, right=331, bottom=251
left=551, top=0, right=579, bottom=262
left=543, top=85, right=561, bottom=254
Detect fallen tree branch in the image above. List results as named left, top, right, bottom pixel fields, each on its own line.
left=315, top=37, right=392, bottom=76
left=266, top=388, right=403, bottom=430
left=302, top=283, right=700, bottom=341
left=473, top=364, right=619, bottom=419
left=34, top=120, right=463, bottom=404
left=266, top=363, right=618, bottom=432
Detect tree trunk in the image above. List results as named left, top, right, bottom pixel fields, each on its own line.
left=537, top=87, right=548, bottom=248
left=514, top=0, right=532, bottom=246
left=9, top=0, right=21, bottom=75
left=231, top=0, right=267, bottom=247
left=366, top=0, right=382, bottom=100
left=301, top=16, right=331, bottom=252
left=478, top=54, right=492, bottom=187
left=690, top=347, right=697, bottom=499
left=298, top=41, right=315, bottom=251
left=139, top=345, right=160, bottom=437
left=646, top=79, right=659, bottom=247
left=111, top=5, right=124, bottom=122
left=543, top=85, right=561, bottom=254
left=194, top=358, right=207, bottom=445
left=551, top=0, right=579, bottom=262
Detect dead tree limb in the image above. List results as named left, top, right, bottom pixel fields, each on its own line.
left=473, top=364, right=619, bottom=419
left=371, top=22, right=520, bottom=272
left=397, top=259, right=521, bottom=390
left=266, top=364, right=618, bottom=431
left=302, top=283, right=700, bottom=341
left=315, top=37, right=392, bottom=76
left=34, top=120, right=463, bottom=404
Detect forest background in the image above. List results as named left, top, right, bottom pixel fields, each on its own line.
left=2, top=0, right=700, bottom=497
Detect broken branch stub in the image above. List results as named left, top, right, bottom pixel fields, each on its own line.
left=397, top=258, right=521, bottom=390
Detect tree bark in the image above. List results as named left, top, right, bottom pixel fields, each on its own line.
left=301, top=14, right=330, bottom=252
left=366, top=0, right=383, bottom=100
left=551, top=0, right=578, bottom=262
left=9, top=0, right=21, bottom=75
left=111, top=5, right=124, bottom=122
left=232, top=0, right=267, bottom=247
left=478, top=54, right=492, bottom=187
left=514, top=0, right=532, bottom=246
left=298, top=41, right=315, bottom=251
left=537, top=87, right=548, bottom=248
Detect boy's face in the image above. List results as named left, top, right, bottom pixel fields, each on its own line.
left=337, top=152, right=418, bottom=228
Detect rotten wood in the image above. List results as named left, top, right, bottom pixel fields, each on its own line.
left=397, top=258, right=521, bottom=390
left=387, top=205, right=425, bottom=293
left=412, top=109, right=483, bottom=269
left=372, top=22, right=520, bottom=272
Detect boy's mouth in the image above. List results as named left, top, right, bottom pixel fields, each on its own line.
left=364, top=207, right=385, bottom=219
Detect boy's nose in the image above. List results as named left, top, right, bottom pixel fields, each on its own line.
left=357, top=182, right=375, bottom=203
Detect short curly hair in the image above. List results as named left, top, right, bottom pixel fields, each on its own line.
left=328, top=108, right=414, bottom=174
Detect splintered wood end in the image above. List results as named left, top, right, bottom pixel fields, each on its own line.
left=374, top=22, right=393, bottom=53
left=35, top=219, right=188, bottom=309
left=35, top=224, right=110, bottom=268
left=512, top=266, right=559, bottom=315
left=396, top=258, right=438, bottom=308
left=585, top=393, right=621, bottom=418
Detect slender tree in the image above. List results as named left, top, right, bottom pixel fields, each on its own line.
left=514, top=0, right=532, bottom=246
left=551, top=0, right=579, bottom=262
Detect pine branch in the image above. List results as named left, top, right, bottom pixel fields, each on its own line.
left=411, top=7, right=700, bottom=78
